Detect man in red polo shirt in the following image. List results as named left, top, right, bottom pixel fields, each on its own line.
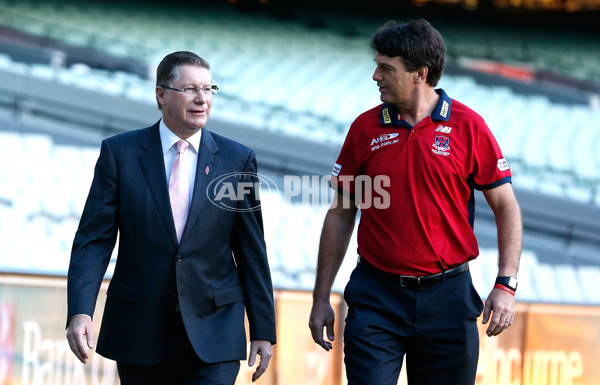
left=309, top=19, right=522, bottom=385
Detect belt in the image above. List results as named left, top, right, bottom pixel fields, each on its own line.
left=357, top=256, right=469, bottom=289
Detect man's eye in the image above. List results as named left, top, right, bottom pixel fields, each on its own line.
left=183, top=87, right=196, bottom=93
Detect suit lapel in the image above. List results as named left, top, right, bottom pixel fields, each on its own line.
left=138, top=122, right=179, bottom=248
left=181, top=129, right=220, bottom=241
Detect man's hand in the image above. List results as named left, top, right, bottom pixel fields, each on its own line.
left=248, top=339, right=272, bottom=382
left=308, top=299, right=335, bottom=351
left=66, top=314, right=95, bottom=364
left=482, top=288, right=516, bottom=337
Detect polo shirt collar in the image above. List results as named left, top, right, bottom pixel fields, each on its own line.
left=379, top=88, right=452, bottom=127
left=431, top=88, right=452, bottom=121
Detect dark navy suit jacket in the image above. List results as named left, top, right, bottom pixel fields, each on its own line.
left=67, top=121, right=276, bottom=365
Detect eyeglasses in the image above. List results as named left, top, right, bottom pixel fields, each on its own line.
left=160, top=85, right=219, bottom=96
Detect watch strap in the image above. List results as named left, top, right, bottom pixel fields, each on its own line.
left=495, top=276, right=518, bottom=291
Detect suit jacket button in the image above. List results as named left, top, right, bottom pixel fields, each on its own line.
left=176, top=255, right=182, bottom=262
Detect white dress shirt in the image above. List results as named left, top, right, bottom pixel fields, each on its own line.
left=159, top=120, right=202, bottom=205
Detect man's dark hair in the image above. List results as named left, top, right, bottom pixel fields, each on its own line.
left=370, top=19, right=445, bottom=87
left=155, top=51, right=211, bottom=109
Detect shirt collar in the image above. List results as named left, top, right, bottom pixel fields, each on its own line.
left=431, top=88, right=452, bottom=121
left=159, top=119, right=202, bottom=154
left=379, top=88, right=452, bottom=127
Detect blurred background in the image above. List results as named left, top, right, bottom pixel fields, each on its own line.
left=0, top=0, right=599, bottom=384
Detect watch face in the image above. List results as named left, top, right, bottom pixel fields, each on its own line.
left=496, top=276, right=518, bottom=291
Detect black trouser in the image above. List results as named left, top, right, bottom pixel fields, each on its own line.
left=343, top=261, right=484, bottom=385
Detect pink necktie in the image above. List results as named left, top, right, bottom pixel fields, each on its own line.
left=169, top=140, right=190, bottom=243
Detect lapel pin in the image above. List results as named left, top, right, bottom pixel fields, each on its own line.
left=205, top=166, right=210, bottom=175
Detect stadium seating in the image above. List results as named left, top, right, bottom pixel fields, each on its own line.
left=0, top=129, right=597, bottom=305
left=0, top=0, right=597, bottom=205
left=0, top=1, right=599, bottom=307
left=3, top=62, right=599, bottom=205
left=2, top=0, right=599, bottom=82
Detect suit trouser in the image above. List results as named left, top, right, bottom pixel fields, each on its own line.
left=117, top=310, right=240, bottom=385
left=343, top=261, right=484, bottom=385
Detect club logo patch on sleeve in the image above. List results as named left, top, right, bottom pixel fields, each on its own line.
left=332, top=163, right=342, bottom=176
left=497, top=158, right=510, bottom=171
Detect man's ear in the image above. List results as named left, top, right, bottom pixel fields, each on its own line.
left=156, top=86, right=167, bottom=108
left=415, top=66, right=429, bottom=84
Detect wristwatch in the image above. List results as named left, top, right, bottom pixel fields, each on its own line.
left=495, top=276, right=518, bottom=291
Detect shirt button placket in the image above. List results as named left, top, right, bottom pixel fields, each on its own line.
left=409, top=128, right=417, bottom=143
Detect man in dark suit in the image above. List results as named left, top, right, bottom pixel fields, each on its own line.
left=66, top=51, right=276, bottom=384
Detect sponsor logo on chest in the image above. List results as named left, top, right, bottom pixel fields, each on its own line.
left=371, top=133, right=400, bottom=151
left=435, top=124, right=452, bottom=134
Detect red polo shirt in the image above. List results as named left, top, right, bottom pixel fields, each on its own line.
left=331, top=89, right=511, bottom=275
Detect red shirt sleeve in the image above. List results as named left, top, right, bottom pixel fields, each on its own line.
left=330, top=121, right=361, bottom=197
left=469, top=119, right=512, bottom=189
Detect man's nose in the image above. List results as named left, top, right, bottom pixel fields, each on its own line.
left=372, top=69, right=382, bottom=81
left=194, top=91, right=208, bottom=103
